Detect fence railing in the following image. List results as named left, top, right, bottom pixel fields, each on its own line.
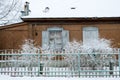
left=0, top=49, right=120, bottom=77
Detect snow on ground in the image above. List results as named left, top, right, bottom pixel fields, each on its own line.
left=0, top=75, right=119, bottom=80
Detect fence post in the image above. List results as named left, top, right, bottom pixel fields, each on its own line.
left=118, top=49, right=120, bottom=76
left=109, top=61, right=113, bottom=75
left=78, top=51, right=81, bottom=77
left=38, top=49, right=40, bottom=76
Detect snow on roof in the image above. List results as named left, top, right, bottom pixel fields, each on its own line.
left=23, top=0, right=120, bottom=18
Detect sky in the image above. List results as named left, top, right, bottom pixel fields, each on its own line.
left=23, top=0, right=120, bottom=17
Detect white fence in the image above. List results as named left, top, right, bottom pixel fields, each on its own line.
left=0, top=49, right=120, bottom=77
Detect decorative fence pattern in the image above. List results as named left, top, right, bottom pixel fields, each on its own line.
left=0, top=49, right=120, bottom=77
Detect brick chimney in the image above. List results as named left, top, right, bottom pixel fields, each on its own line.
left=21, top=2, right=30, bottom=16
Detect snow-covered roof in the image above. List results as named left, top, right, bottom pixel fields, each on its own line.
left=23, top=0, right=120, bottom=18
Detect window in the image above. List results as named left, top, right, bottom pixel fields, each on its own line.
left=83, top=27, right=99, bottom=43
left=42, top=27, right=69, bottom=51
left=49, top=30, right=62, bottom=50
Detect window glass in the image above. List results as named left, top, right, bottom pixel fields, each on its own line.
left=49, top=30, right=62, bottom=50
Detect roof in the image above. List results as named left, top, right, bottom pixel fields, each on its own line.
left=0, top=22, right=27, bottom=30
left=23, top=0, right=120, bottom=18
left=1, top=17, right=120, bottom=29
left=22, top=17, right=120, bottom=23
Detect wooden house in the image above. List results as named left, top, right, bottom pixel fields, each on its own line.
left=0, top=17, right=120, bottom=50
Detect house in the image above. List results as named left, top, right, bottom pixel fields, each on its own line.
left=0, top=17, right=120, bottom=50
left=0, top=2, right=120, bottom=50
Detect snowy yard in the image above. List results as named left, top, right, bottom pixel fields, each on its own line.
left=0, top=75, right=119, bottom=80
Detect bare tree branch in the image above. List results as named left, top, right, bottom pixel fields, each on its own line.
left=0, top=0, right=23, bottom=26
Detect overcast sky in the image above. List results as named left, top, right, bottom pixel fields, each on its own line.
left=23, top=0, right=120, bottom=17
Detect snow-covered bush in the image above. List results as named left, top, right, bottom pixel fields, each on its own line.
left=20, top=39, right=40, bottom=67
left=81, top=38, right=112, bottom=53
left=8, top=38, right=115, bottom=69
left=64, top=38, right=114, bottom=70
left=21, top=39, right=39, bottom=54
left=42, top=38, right=114, bottom=68
left=64, top=38, right=112, bottom=53
left=64, top=40, right=82, bottom=53
left=8, top=39, right=40, bottom=67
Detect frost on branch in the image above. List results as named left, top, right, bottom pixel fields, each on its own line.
left=81, top=38, right=112, bottom=53
left=63, top=38, right=114, bottom=71
left=64, top=40, right=82, bottom=53
left=64, top=38, right=113, bottom=53
left=19, top=39, right=39, bottom=66
left=9, top=39, right=40, bottom=67
left=21, top=39, right=39, bottom=54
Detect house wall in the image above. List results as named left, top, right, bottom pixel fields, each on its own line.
left=0, top=22, right=120, bottom=50
left=0, top=23, right=29, bottom=49
left=32, top=23, right=120, bottom=48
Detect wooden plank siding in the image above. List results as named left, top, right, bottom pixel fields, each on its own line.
left=0, top=17, right=120, bottom=49
left=0, top=23, right=29, bottom=49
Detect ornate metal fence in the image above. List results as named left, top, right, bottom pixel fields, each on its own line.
left=0, top=49, right=120, bottom=77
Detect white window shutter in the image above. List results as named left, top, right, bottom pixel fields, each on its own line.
left=42, top=31, right=49, bottom=48
left=83, top=27, right=98, bottom=44
left=62, top=30, right=69, bottom=47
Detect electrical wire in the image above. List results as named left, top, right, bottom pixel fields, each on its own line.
left=9, top=0, right=23, bottom=23
left=0, top=0, right=22, bottom=25
left=0, top=0, right=15, bottom=19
